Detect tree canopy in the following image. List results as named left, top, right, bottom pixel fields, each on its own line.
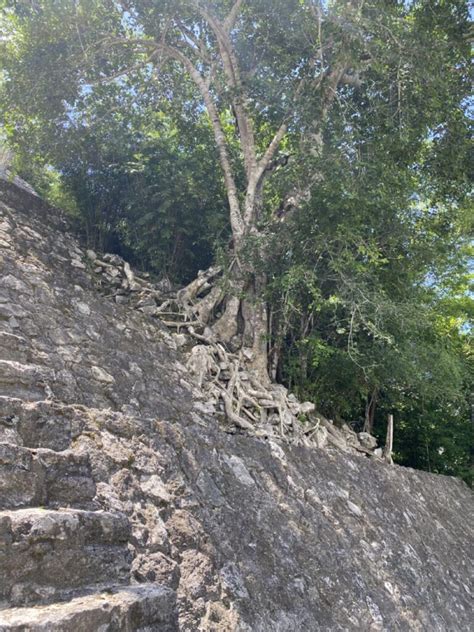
left=0, top=0, right=472, bottom=481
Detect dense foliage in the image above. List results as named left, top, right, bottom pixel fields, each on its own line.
left=0, top=0, right=472, bottom=482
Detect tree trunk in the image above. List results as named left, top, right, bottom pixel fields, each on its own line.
left=176, top=234, right=271, bottom=382
left=364, top=388, right=378, bottom=434
left=383, top=414, right=394, bottom=465
left=241, top=272, right=269, bottom=382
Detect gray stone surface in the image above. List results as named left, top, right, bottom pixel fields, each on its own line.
left=0, top=443, right=95, bottom=509
left=0, top=181, right=193, bottom=421
left=0, top=178, right=473, bottom=630
left=0, top=584, right=176, bottom=632
left=0, top=508, right=131, bottom=607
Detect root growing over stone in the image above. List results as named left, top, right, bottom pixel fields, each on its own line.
left=88, top=251, right=381, bottom=455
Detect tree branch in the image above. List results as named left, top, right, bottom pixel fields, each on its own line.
left=271, top=63, right=347, bottom=222
left=193, top=1, right=257, bottom=180
left=161, top=43, right=244, bottom=240
left=224, top=0, right=245, bottom=32
left=243, top=75, right=310, bottom=225
left=176, top=20, right=212, bottom=64
left=242, top=119, right=289, bottom=226
left=87, top=47, right=159, bottom=85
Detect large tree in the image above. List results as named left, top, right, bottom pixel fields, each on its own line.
left=1, top=0, right=471, bottom=385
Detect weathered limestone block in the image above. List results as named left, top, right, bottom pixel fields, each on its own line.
left=0, top=443, right=95, bottom=509
left=0, top=398, right=85, bottom=451
left=0, top=332, right=29, bottom=363
left=358, top=431, right=378, bottom=449
left=0, top=584, right=176, bottom=632
left=0, top=508, right=131, bottom=607
left=0, top=443, right=38, bottom=508
left=0, top=361, right=52, bottom=400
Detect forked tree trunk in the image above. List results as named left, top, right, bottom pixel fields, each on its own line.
left=207, top=259, right=270, bottom=383
left=155, top=2, right=351, bottom=382
left=364, top=388, right=378, bottom=434
left=176, top=238, right=271, bottom=383
left=241, top=271, right=269, bottom=382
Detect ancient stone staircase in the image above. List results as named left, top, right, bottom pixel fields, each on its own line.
left=0, top=395, right=175, bottom=631
left=1, top=176, right=473, bottom=631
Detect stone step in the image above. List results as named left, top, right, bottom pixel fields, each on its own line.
left=0, top=361, right=52, bottom=401
left=0, top=397, right=84, bottom=450
left=0, top=332, right=29, bottom=364
left=0, top=443, right=96, bottom=510
left=0, top=508, right=131, bottom=607
left=0, top=584, right=176, bottom=632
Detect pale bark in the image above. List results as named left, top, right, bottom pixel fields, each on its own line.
left=383, top=414, right=394, bottom=465
left=161, top=45, right=245, bottom=242
left=241, top=273, right=269, bottom=383
left=213, top=295, right=241, bottom=343
left=145, top=4, right=352, bottom=380
left=194, top=2, right=257, bottom=180
left=363, top=388, right=378, bottom=434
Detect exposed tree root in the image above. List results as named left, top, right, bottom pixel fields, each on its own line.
left=128, top=268, right=324, bottom=445
left=89, top=252, right=382, bottom=456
